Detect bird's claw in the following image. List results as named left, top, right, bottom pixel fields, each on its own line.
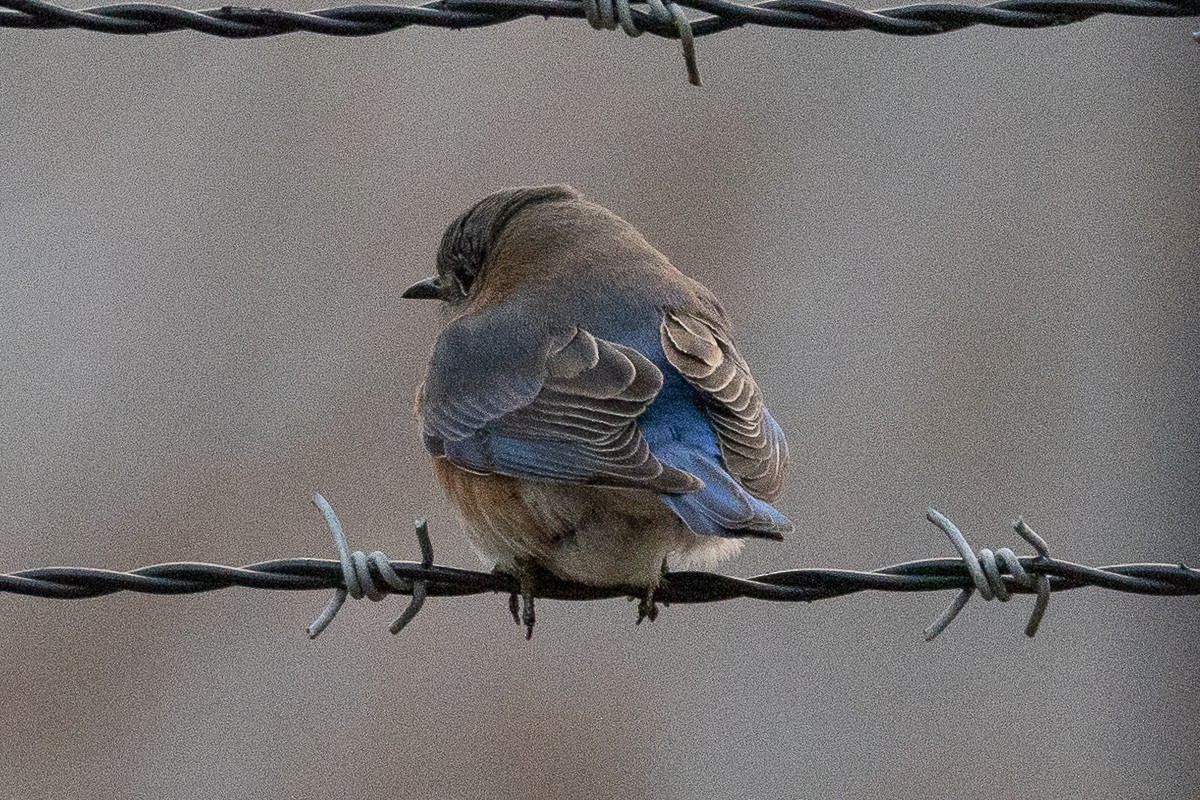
left=520, top=588, right=535, bottom=639
left=508, top=591, right=520, bottom=626
left=636, top=588, right=659, bottom=624
left=506, top=588, right=536, bottom=638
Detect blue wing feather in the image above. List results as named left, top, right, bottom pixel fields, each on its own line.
left=418, top=299, right=699, bottom=493
left=608, top=325, right=792, bottom=539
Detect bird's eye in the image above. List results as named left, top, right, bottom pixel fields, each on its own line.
left=439, top=261, right=469, bottom=299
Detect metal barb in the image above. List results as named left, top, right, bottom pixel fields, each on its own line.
left=1013, top=517, right=1051, bottom=557
left=923, top=588, right=972, bottom=641
left=583, top=0, right=701, bottom=85
left=307, top=493, right=351, bottom=638
left=1013, top=517, right=1052, bottom=637
left=923, top=509, right=1053, bottom=640
left=390, top=519, right=433, bottom=634
left=307, top=493, right=430, bottom=638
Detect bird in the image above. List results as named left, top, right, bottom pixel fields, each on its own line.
left=403, top=185, right=791, bottom=633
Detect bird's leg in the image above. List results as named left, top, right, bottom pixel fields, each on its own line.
left=636, top=588, right=658, bottom=624
left=507, top=589, right=521, bottom=626
left=498, top=561, right=550, bottom=639
left=520, top=585, right=535, bottom=640
left=511, top=559, right=537, bottom=640
left=636, top=559, right=669, bottom=624
left=495, top=565, right=532, bottom=637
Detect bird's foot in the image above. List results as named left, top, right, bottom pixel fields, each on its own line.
left=519, top=587, right=534, bottom=640
left=636, top=586, right=659, bottom=625
left=506, top=589, right=536, bottom=639
left=502, top=563, right=538, bottom=640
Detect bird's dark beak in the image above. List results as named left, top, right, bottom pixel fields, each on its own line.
left=402, top=276, right=443, bottom=300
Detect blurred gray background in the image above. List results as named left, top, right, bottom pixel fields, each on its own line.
left=1, top=8, right=1197, bottom=799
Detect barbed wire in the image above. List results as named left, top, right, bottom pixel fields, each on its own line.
left=2, top=495, right=1196, bottom=640
left=3, top=0, right=1198, bottom=86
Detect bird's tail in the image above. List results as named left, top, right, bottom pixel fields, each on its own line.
left=655, top=446, right=792, bottom=540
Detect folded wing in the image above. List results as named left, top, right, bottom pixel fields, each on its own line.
left=419, top=301, right=702, bottom=494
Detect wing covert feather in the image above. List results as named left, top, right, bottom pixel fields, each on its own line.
left=660, top=309, right=788, bottom=501
left=418, top=308, right=702, bottom=494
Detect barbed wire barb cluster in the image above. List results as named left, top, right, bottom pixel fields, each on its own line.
left=2, top=494, right=1198, bottom=640
left=2, top=0, right=1198, bottom=85
left=922, top=509, right=1052, bottom=640
left=305, top=493, right=434, bottom=638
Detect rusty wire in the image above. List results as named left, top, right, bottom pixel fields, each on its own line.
left=2, top=496, right=1196, bottom=640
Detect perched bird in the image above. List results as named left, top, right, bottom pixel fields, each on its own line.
left=404, top=185, right=790, bottom=629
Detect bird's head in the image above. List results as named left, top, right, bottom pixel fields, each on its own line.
left=403, top=185, right=580, bottom=306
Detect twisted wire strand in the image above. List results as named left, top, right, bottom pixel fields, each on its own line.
left=2, top=0, right=1196, bottom=39
left=2, top=496, right=1197, bottom=640
left=5, top=0, right=1195, bottom=82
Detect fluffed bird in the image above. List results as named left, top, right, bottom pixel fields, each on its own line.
left=404, top=185, right=790, bottom=629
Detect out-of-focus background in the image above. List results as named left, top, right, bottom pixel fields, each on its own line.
left=1, top=9, right=1197, bottom=799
